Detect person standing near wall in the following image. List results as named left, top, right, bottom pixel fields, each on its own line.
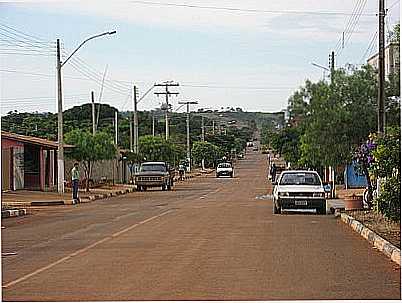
left=71, top=162, right=80, bottom=202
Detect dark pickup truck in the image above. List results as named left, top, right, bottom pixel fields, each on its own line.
left=134, top=162, right=175, bottom=191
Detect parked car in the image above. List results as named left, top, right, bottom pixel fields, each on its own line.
left=135, top=162, right=174, bottom=191
left=272, top=170, right=330, bottom=214
left=216, top=162, right=234, bottom=178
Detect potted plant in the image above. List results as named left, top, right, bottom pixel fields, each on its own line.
left=344, top=193, right=363, bottom=210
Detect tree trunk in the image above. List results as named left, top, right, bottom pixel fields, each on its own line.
left=86, top=161, right=92, bottom=192
left=363, top=164, right=373, bottom=209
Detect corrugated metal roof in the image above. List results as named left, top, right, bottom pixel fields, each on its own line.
left=1, top=131, right=74, bottom=149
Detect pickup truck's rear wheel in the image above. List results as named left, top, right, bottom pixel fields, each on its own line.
left=136, top=185, right=142, bottom=191
left=167, top=183, right=171, bottom=190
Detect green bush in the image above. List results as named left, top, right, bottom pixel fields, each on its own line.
left=375, top=176, right=401, bottom=222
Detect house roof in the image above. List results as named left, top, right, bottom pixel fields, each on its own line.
left=1, top=131, right=74, bottom=149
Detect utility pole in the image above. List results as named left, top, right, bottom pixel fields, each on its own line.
left=329, top=51, right=335, bottom=84
left=56, top=39, right=64, bottom=194
left=378, top=0, right=385, bottom=134
left=201, top=115, right=206, bottom=170
left=212, top=120, right=215, bottom=135
left=201, top=116, right=205, bottom=142
left=114, top=110, right=118, bottom=145
left=152, top=113, right=155, bottom=136
left=55, top=31, right=116, bottom=194
left=91, top=91, right=96, bottom=135
left=129, top=115, right=133, bottom=152
left=154, top=82, right=179, bottom=140
left=114, top=110, right=118, bottom=185
left=133, top=85, right=139, bottom=154
left=179, top=101, right=198, bottom=172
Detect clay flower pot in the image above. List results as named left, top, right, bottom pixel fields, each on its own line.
left=344, top=194, right=363, bottom=211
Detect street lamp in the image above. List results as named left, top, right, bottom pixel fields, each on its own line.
left=311, top=62, right=330, bottom=81
left=56, top=31, right=116, bottom=194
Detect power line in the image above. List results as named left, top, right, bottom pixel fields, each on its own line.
left=0, top=52, right=55, bottom=56
left=334, top=0, right=368, bottom=56
left=61, top=49, right=131, bottom=95
left=387, top=0, right=400, bottom=10
left=360, top=30, right=378, bottom=63
left=0, top=27, right=54, bottom=50
left=61, top=48, right=131, bottom=92
left=68, top=60, right=131, bottom=96
left=1, top=94, right=88, bottom=102
left=130, top=1, right=376, bottom=16
left=0, top=22, right=51, bottom=43
left=333, top=0, right=364, bottom=52
left=181, top=84, right=294, bottom=90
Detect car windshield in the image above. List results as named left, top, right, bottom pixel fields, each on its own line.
left=140, top=164, right=166, bottom=172
left=279, top=172, right=321, bottom=186
left=218, top=163, right=231, bottom=168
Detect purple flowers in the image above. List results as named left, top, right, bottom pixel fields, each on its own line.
left=354, top=139, right=376, bottom=166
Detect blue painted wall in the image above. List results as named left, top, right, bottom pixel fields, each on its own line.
left=344, top=161, right=368, bottom=188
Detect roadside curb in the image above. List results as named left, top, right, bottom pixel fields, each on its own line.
left=173, top=170, right=212, bottom=182
left=2, top=209, right=27, bottom=218
left=80, top=187, right=135, bottom=204
left=2, top=187, right=136, bottom=208
left=340, top=213, right=401, bottom=266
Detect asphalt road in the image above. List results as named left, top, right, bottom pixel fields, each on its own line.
left=2, top=151, right=400, bottom=301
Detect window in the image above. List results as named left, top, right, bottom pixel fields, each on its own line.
left=218, top=163, right=231, bottom=168
left=140, top=164, right=166, bottom=172
left=279, top=172, right=321, bottom=186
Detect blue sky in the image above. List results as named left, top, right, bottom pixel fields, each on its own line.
left=0, top=0, right=400, bottom=115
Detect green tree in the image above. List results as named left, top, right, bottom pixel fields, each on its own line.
left=139, top=135, right=184, bottom=164
left=192, top=141, right=223, bottom=168
left=270, top=127, right=303, bottom=166
left=296, top=65, right=378, bottom=169
left=390, top=23, right=400, bottom=43
left=65, top=130, right=117, bottom=191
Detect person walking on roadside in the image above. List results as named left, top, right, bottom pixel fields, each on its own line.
left=178, top=164, right=185, bottom=181
left=270, top=163, right=277, bottom=183
left=71, top=162, right=80, bottom=202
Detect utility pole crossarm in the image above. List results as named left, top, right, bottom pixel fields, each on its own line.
left=154, top=81, right=180, bottom=140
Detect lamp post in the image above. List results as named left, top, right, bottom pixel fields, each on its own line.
left=311, top=62, right=330, bottom=81
left=56, top=31, right=116, bottom=194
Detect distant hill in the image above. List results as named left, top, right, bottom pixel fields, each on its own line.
left=193, top=110, right=285, bottom=130
left=1, top=105, right=284, bottom=148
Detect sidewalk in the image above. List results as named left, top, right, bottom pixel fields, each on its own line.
left=2, top=184, right=136, bottom=208
left=1, top=168, right=214, bottom=216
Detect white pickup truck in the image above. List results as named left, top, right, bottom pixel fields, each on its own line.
left=216, top=162, right=234, bottom=178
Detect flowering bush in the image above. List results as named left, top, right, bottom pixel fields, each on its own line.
left=353, top=137, right=377, bottom=208
left=372, top=127, right=400, bottom=222
left=353, top=127, right=401, bottom=221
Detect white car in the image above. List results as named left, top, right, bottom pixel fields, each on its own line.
left=272, top=170, right=330, bottom=214
left=216, top=162, right=234, bottom=178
